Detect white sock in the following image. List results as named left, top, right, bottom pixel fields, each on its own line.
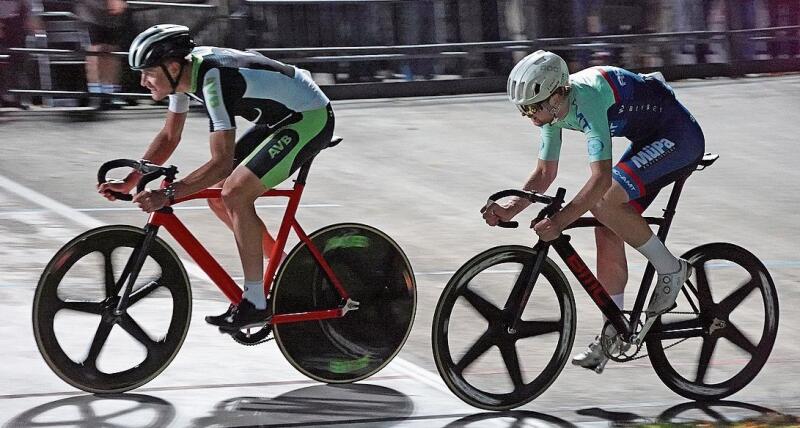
left=87, top=83, right=102, bottom=93
left=243, top=279, right=267, bottom=309
left=635, top=235, right=680, bottom=274
left=610, top=292, right=624, bottom=310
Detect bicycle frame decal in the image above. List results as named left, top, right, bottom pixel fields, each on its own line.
left=552, top=239, right=629, bottom=334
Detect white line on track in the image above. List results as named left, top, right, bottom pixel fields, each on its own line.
left=0, top=172, right=449, bottom=396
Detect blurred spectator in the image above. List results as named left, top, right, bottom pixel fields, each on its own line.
left=674, top=0, right=716, bottom=63
left=75, top=0, right=127, bottom=109
left=724, top=0, right=757, bottom=61
left=399, top=0, right=435, bottom=80
left=768, top=0, right=799, bottom=58
left=571, top=0, right=604, bottom=68
left=0, top=0, right=39, bottom=108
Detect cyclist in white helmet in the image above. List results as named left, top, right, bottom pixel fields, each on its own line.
left=98, top=24, right=335, bottom=332
left=484, top=50, right=705, bottom=373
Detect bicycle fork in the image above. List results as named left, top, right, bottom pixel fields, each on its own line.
left=114, top=224, right=161, bottom=315
left=503, top=241, right=550, bottom=334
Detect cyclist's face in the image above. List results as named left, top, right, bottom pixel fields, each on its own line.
left=139, top=66, right=171, bottom=100
left=521, top=99, right=555, bottom=127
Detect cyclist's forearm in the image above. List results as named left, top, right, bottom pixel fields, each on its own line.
left=171, top=160, right=232, bottom=199
left=139, top=112, right=187, bottom=166
left=552, top=168, right=611, bottom=229
left=523, top=159, right=558, bottom=193
left=515, top=161, right=557, bottom=213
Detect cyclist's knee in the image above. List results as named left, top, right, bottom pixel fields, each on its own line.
left=220, top=182, right=262, bottom=209
left=207, top=197, right=226, bottom=213
left=594, top=226, right=622, bottom=244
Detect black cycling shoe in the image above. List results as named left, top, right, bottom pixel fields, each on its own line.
left=205, top=303, right=236, bottom=327
left=216, top=299, right=271, bottom=333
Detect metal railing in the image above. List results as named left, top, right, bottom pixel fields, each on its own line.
left=3, top=25, right=799, bottom=105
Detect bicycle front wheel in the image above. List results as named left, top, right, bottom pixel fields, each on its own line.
left=432, top=245, right=576, bottom=410
left=272, top=223, right=416, bottom=383
left=647, top=242, right=779, bottom=401
left=33, top=225, right=192, bottom=393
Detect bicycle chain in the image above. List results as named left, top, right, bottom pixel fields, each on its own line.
left=612, top=310, right=700, bottom=362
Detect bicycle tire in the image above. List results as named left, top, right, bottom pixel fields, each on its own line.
left=432, top=245, right=576, bottom=410
left=272, top=223, right=416, bottom=383
left=33, top=225, right=192, bottom=393
left=647, top=242, right=779, bottom=401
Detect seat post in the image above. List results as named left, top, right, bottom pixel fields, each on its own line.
left=295, top=157, right=315, bottom=186
left=655, top=176, right=688, bottom=243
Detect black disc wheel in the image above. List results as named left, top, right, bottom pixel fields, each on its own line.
left=432, top=246, right=576, bottom=410
left=33, top=225, right=192, bottom=393
left=647, top=243, right=779, bottom=401
left=272, top=223, right=416, bottom=383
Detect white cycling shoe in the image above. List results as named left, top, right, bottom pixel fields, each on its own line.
left=647, top=259, right=693, bottom=317
left=572, top=326, right=619, bottom=374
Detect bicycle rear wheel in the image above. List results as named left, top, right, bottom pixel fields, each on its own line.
left=432, top=245, right=575, bottom=410
left=272, top=223, right=416, bottom=383
left=647, top=242, right=779, bottom=401
left=33, top=225, right=191, bottom=393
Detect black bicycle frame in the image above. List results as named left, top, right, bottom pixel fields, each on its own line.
left=512, top=176, right=690, bottom=340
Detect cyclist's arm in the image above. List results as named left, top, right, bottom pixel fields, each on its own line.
left=550, top=159, right=612, bottom=229
left=510, top=125, right=562, bottom=212
left=163, top=129, right=235, bottom=201
left=548, top=101, right=613, bottom=229
left=125, top=96, right=189, bottom=184
left=508, top=159, right=559, bottom=215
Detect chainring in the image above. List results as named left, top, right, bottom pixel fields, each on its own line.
left=231, top=324, right=273, bottom=346
left=601, top=320, right=642, bottom=362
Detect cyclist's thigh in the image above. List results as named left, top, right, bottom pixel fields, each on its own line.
left=239, top=105, right=335, bottom=189
left=612, top=118, right=705, bottom=213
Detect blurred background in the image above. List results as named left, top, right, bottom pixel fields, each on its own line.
left=1, top=0, right=798, bottom=111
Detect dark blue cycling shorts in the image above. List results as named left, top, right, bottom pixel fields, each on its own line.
left=612, top=102, right=705, bottom=213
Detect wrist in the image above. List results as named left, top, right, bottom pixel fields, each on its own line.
left=163, top=182, right=177, bottom=205
left=125, top=170, right=143, bottom=183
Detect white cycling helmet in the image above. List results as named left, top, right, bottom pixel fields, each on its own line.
left=129, top=24, right=195, bottom=71
left=507, top=50, right=569, bottom=106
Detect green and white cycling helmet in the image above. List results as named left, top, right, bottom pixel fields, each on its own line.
left=507, top=50, right=569, bottom=112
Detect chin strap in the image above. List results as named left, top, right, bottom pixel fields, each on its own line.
left=160, top=61, right=186, bottom=94
left=546, top=100, right=563, bottom=123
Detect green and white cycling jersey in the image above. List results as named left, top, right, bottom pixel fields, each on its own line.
left=167, top=46, right=330, bottom=132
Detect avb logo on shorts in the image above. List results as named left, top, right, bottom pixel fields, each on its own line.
left=268, top=130, right=299, bottom=159
left=631, top=138, right=676, bottom=168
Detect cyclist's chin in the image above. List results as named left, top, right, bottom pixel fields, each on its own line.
left=532, top=118, right=548, bottom=127
left=149, top=89, right=168, bottom=101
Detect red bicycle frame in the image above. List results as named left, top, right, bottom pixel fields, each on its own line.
left=145, top=180, right=351, bottom=325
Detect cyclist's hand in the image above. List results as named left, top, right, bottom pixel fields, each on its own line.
left=482, top=202, right=515, bottom=226
left=97, top=179, right=135, bottom=201
left=533, top=218, right=561, bottom=241
left=132, top=189, right=168, bottom=213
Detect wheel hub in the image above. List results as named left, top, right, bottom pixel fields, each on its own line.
left=708, top=317, right=727, bottom=336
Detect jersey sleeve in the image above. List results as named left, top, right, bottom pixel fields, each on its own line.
left=168, top=93, right=189, bottom=113
left=578, top=99, right=613, bottom=162
left=200, top=67, right=242, bottom=132
left=538, top=124, right=563, bottom=161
